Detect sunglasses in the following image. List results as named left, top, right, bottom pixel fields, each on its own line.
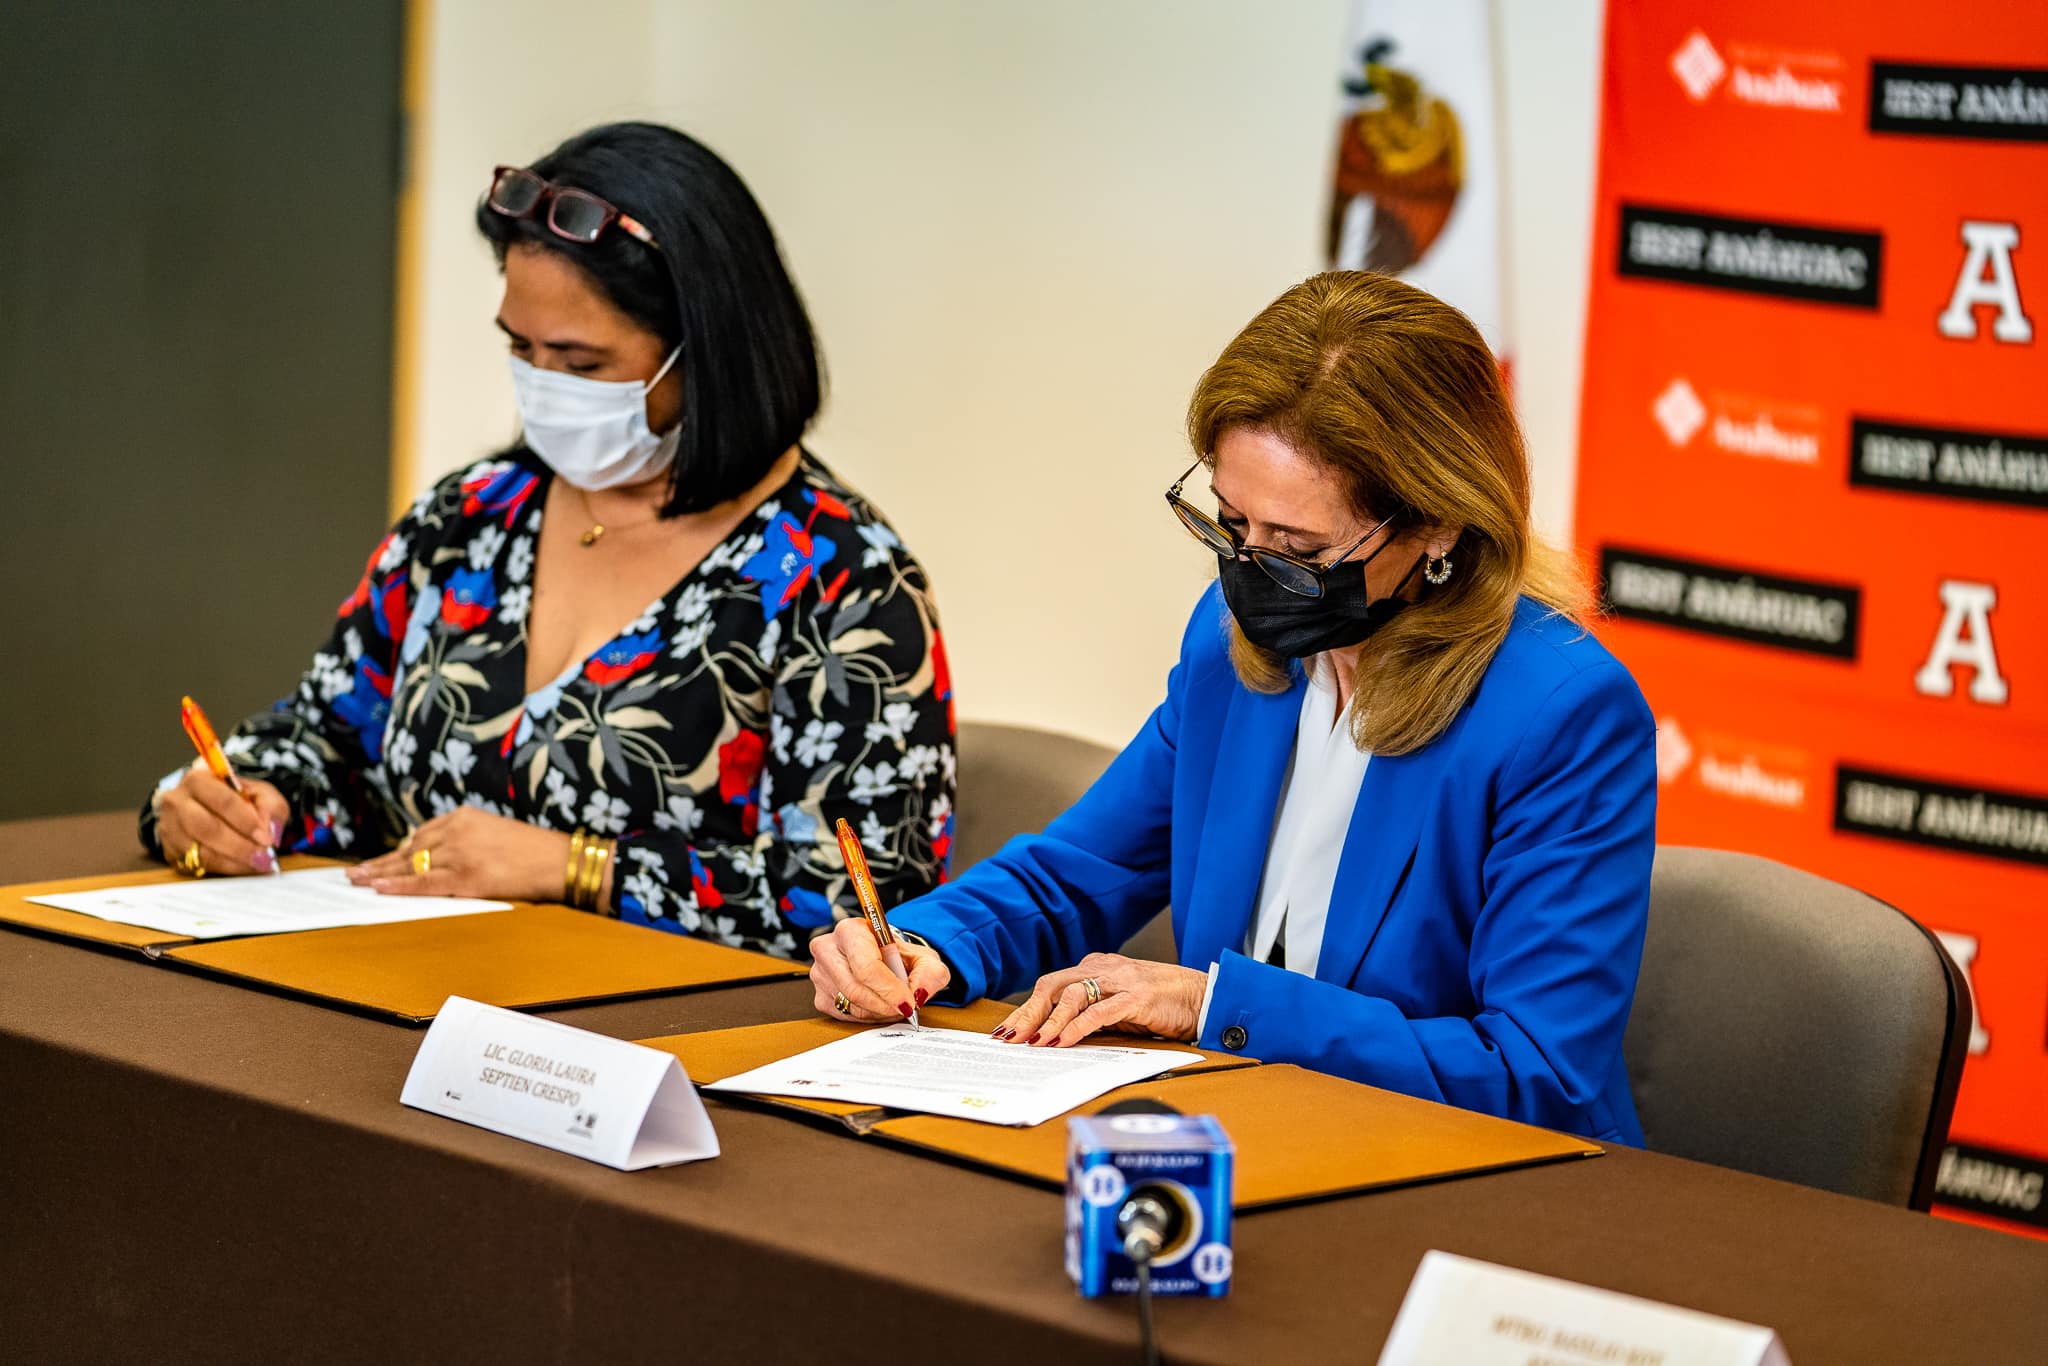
left=486, top=166, right=662, bottom=252
left=1165, top=460, right=1397, bottom=599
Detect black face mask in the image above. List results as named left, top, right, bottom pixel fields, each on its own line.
left=1219, top=549, right=1425, bottom=658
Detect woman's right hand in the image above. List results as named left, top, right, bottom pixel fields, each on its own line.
left=809, top=916, right=952, bottom=1022
left=156, top=760, right=292, bottom=875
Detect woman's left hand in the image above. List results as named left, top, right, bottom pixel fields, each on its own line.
left=347, top=806, right=573, bottom=903
left=993, top=953, right=1210, bottom=1048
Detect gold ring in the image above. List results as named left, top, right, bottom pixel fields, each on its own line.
left=176, top=842, right=207, bottom=878
left=834, top=992, right=853, bottom=1015
left=1082, top=977, right=1102, bottom=1007
left=412, top=848, right=432, bottom=876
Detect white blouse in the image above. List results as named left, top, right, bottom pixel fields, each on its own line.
left=1195, top=664, right=1371, bottom=1029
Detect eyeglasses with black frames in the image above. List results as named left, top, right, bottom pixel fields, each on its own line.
left=486, top=165, right=663, bottom=253
left=1164, top=460, right=1397, bottom=599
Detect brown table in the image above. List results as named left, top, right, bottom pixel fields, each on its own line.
left=2, top=813, right=2044, bottom=1365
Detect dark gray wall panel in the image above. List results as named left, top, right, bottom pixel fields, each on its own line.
left=0, top=2, right=405, bottom=820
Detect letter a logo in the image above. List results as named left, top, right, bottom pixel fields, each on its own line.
left=1933, top=930, right=1990, bottom=1056
left=1938, top=222, right=2033, bottom=343
left=1915, top=580, right=2009, bottom=704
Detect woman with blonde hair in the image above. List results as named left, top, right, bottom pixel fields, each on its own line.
left=811, top=273, right=1655, bottom=1142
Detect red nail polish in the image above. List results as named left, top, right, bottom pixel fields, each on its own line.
left=915, top=988, right=930, bottom=1006
left=898, top=1003, right=913, bottom=1018
left=1026, top=1033, right=1040, bottom=1045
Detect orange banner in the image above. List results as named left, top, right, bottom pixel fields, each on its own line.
left=1576, top=1, right=2048, bottom=1237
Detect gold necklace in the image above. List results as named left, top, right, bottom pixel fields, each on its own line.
left=574, top=486, right=661, bottom=548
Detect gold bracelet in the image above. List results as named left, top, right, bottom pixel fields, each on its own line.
left=575, top=836, right=597, bottom=909
left=575, top=836, right=596, bottom=909
left=592, top=840, right=615, bottom=909
left=577, top=838, right=614, bottom=911
left=565, top=828, right=589, bottom=906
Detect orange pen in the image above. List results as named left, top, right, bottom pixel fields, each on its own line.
left=835, top=817, right=917, bottom=1025
left=181, top=694, right=279, bottom=872
left=181, top=695, right=244, bottom=794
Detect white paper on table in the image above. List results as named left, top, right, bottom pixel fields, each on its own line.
left=402, top=996, right=718, bottom=1170
left=27, top=867, right=510, bottom=940
left=1377, top=1250, right=1792, bottom=1366
left=704, top=1022, right=1203, bottom=1127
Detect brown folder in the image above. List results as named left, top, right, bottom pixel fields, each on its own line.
left=640, top=1003, right=1257, bottom=1131
left=163, top=904, right=808, bottom=1022
left=0, top=856, right=334, bottom=953
left=872, top=1064, right=1602, bottom=1209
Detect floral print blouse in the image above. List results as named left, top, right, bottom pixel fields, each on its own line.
left=139, top=449, right=957, bottom=958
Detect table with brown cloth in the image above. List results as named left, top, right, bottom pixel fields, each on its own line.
left=2, top=812, right=2043, bottom=1365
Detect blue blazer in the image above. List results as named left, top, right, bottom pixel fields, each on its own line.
left=894, top=586, right=1657, bottom=1144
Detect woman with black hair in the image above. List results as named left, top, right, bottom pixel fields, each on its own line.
left=141, top=123, right=955, bottom=957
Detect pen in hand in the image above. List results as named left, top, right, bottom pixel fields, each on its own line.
left=180, top=694, right=280, bottom=875
left=834, top=817, right=917, bottom=1026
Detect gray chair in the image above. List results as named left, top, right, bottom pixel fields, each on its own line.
left=950, top=721, right=1180, bottom=966
left=1625, top=846, right=1971, bottom=1209
left=951, top=721, right=1117, bottom=872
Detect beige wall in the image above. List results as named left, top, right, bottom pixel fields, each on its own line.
left=405, top=0, right=659, bottom=504
left=403, top=0, right=1605, bottom=752
left=1496, top=0, right=1605, bottom=540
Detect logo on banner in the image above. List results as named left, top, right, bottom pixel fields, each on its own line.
left=1654, top=717, right=1694, bottom=784
left=1936, top=1143, right=2047, bottom=1230
left=1730, top=66, right=1842, bottom=112
left=1658, top=378, right=1822, bottom=463
left=1602, top=546, right=1862, bottom=659
left=1915, top=580, right=2010, bottom=705
left=1938, top=222, right=2034, bottom=344
left=1671, top=30, right=1845, bottom=111
left=1849, top=416, right=2048, bottom=510
left=1655, top=716, right=1808, bottom=809
left=1619, top=204, right=1883, bottom=308
left=1696, top=750, right=1805, bottom=809
left=1870, top=62, right=2048, bottom=142
left=1652, top=379, right=1708, bottom=446
left=1670, top=31, right=1726, bottom=102
left=1835, top=764, right=2048, bottom=868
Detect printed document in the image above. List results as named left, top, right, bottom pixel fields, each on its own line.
left=705, top=1022, right=1201, bottom=1126
left=28, top=867, right=510, bottom=940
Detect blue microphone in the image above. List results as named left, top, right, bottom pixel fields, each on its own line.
left=1066, top=1101, right=1234, bottom=1300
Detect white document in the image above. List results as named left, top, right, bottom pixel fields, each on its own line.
left=28, top=866, right=509, bottom=940
left=706, top=1022, right=1202, bottom=1127
left=401, top=996, right=718, bottom=1171
left=1378, top=1251, right=1791, bottom=1366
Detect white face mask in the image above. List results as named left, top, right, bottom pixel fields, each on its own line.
left=508, top=347, right=682, bottom=491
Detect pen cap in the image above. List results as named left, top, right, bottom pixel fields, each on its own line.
left=180, top=696, right=218, bottom=751
left=833, top=818, right=892, bottom=940
left=180, top=695, right=237, bottom=784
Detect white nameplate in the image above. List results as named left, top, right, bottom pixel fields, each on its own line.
left=1378, top=1251, right=1790, bottom=1366
left=400, top=996, right=718, bottom=1171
